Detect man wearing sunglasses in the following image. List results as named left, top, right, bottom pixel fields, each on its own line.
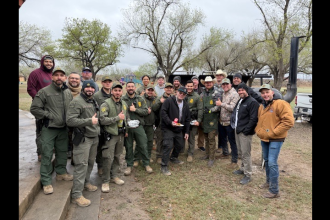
left=80, top=67, right=99, bottom=92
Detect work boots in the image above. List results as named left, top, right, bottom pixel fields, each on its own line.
left=110, top=177, right=125, bottom=185
left=101, top=183, right=110, bottom=193
left=133, top=160, right=139, bottom=167
left=124, top=167, right=132, bottom=176
left=43, top=185, right=53, bottom=195
left=145, top=165, right=153, bottom=174
left=72, top=196, right=91, bottom=207
left=187, top=155, right=193, bottom=162
left=157, top=158, right=162, bottom=164
left=56, top=173, right=73, bottom=181
left=84, top=183, right=98, bottom=192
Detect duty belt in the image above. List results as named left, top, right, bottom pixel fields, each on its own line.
left=220, top=122, right=230, bottom=126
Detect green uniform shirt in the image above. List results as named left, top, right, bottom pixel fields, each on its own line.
left=185, top=91, right=203, bottom=123
left=122, top=93, right=148, bottom=126
left=200, top=87, right=219, bottom=133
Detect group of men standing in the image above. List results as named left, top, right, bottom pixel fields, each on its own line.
left=26, top=55, right=294, bottom=207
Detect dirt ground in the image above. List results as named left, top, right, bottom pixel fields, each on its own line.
left=98, top=120, right=312, bottom=220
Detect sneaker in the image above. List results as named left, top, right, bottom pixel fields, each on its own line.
left=263, top=191, right=280, bottom=199
left=67, top=151, right=72, bottom=159
left=101, top=183, right=110, bottom=193
left=150, top=158, right=154, bottom=163
left=72, top=196, right=91, bottom=207
left=145, top=165, right=154, bottom=174
left=199, top=155, right=209, bottom=160
left=170, top=157, right=184, bottom=164
left=198, top=147, right=206, bottom=151
left=38, top=154, right=42, bottom=162
left=233, top=169, right=244, bottom=175
left=161, top=166, right=171, bottom=176
left=98, top=168, right=103, bottom=177
left=84, top=183, right=98, bottom=192
left=157, top=158, right=162, bottom=164
left=187, top=155, right=193, bottom=162
left=43, top=185, right=53, bottom=195
left=240, top=176, right=251, bottom=185
left=110, top=177, right=125, bottom=185
left=259, top=182, right=270, bottom=189
left=207, top=160, right=215, bottom=167
left=124, top=167, right=132, bottom=176
left=56, top=173, right=73, bottom=181
left=133, top=160, right=139, bottom=167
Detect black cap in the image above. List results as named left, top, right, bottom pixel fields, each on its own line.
left=82, top=80, right=96, bottom=90
left=173, top=76, right=181, bottom=82
left=82, top=67, right=91, bottom=72
left=177, top=86, right=187, bottom=94
left=233, top=73, right=242, bottom=80
left=237, top=83, right=249, bottom=92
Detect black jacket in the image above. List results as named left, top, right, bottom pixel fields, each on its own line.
left=161, top=96, right=191, bottom=134
left=230, top=95, right=259, bottom=135
left=233, top=83, right=263, bottom=103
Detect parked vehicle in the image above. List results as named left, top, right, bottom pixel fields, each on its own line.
left=294, top=93, right=312, bottom=123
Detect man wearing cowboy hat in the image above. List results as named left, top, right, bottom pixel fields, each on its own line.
left=199, top=76, right=221, bottom=167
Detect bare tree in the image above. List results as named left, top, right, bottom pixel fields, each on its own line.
left=252, top=0, right=312, bottom=90
left=118, top=0, right=218, bottom=81
left=19, top=21, right=56, bottom=67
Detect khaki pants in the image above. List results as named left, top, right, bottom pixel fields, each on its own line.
left=235, top=130, right=253, bottom=177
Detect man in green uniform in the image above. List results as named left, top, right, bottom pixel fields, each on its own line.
left=99, top=82, right=130, bottom=192
left=152, top=83, right=174, bottom=164
left=199, top=76, right=220, bottom=167
left=134, top=84, right=156, bottom=164
left=184, top=80, right=203, bottom=162
left=66, top=80, right=100, bottom=207
left=93, top=75, right=113, bottom=177
left=122, top=81, right=153, bottom=175
left=30, top=67, right=73, bottom=195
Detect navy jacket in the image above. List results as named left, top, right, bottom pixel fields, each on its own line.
left=230, top=95, right=259, bottom=135
left=161, top=96, right=191, bottom=134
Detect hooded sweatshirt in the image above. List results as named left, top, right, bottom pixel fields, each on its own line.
left=27, top=55, right=55, bottom=99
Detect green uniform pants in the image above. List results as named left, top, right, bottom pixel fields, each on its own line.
left=134, top=125, right=154, bottom=160
left=187, top=126, right=198, bottom=156
left=102, top=134, right=124, bottom=183
left=204, top=129, right=217, bottom=160
left=40, top=126, right=69, bottom=186
left=124, top=125, right=149, bottom=167
left=71, top=136, right=98, bottom=199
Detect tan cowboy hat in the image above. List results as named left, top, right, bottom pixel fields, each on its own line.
left=215, top=69, right=227, bottom=78
left=200, top=76, right=217, bottom=85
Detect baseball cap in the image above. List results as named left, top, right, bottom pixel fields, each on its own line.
left=259, top=84, right=272, bottom=92
left=44, top=55, right=54, bottom=61
left=191, top=76, right=198, bottom=81
left=146, top=84, right=154, bottom=90
left=221, top=78, right=231, bottom=84
left=52, top=67, right=66, bottom=75
left=82, top=67, right=91, bottom=72
left=82, top=80, right=96, bottom=90
left=177, top=86, right=187, bottom=94
left=112, top=82, right=123, bottom=89
left=164, top=82, right=173, bottom=88
left=173, top=76, right=181, bottom=82
left=102, top=75, right=112, bottom=82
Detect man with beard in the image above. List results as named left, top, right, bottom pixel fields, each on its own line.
left=99, top=82, right=130, bottom=192
left=152, top=83, right=174, bottom=164
left=160, top=86, right=190, bottom=175
left=93, top=75, right=113, bottom=177
left=122, top=82, right=153, bottom=176
left=231, top=83, right=259, bottom=185
left=30, top=67, right=73, bottom=195
left=66, top=80, right=100, bottom=207
left=172, top=76, right=182, bottom=94
left=184, top=80, right=203, bottom=162
left=66, top=72, right=82, bottom=163
left=27, top=55, right=55, bottom=162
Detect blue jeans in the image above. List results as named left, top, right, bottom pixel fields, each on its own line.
left=261, top=141, right=283, bottom=194
left=219, top=124, right=238, bottom=163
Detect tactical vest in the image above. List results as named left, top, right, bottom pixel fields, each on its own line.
left=202, top=89, right=219, bottom=133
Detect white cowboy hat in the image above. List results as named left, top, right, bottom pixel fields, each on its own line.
left=200, top=76, right=216, bottom=85
left=215, top=69, right=227, bottom=78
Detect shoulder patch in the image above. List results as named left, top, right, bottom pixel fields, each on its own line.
left=138, top=101, right=141, bottom=107
left=123, top=105, right=127, bottom=110
left=190, top=98, right=194, bottom=103
left=101, top=107, right=106, bottom=112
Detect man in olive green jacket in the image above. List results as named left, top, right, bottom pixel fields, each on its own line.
left=122, top=81, right=153, bottom=175
left=99, top=82, right=130, bottom=192
left=66, top=80, right=100, bottom=207
left=30, top=67, right=73, bottom=196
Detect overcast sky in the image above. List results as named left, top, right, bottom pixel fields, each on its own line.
left=19, top=0, right=264, bottom=71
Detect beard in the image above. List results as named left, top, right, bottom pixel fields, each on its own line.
left=127, top=89, right=134, bottom=95
left=84, top=91, right=94, bottom=97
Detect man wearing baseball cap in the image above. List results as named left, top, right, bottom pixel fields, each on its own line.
left=232, top=72, right=262, bottom=103
left=255, top=83, right=294, bottom=198
left=80, top=67, right=99, bottom=92
left=30, top=67, right=74, bottom=195
left=160, top=86, right=190, bottom=175
left=153, top=82, right=174, bottom=164
left=93, top=75, right=113, bottom=177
